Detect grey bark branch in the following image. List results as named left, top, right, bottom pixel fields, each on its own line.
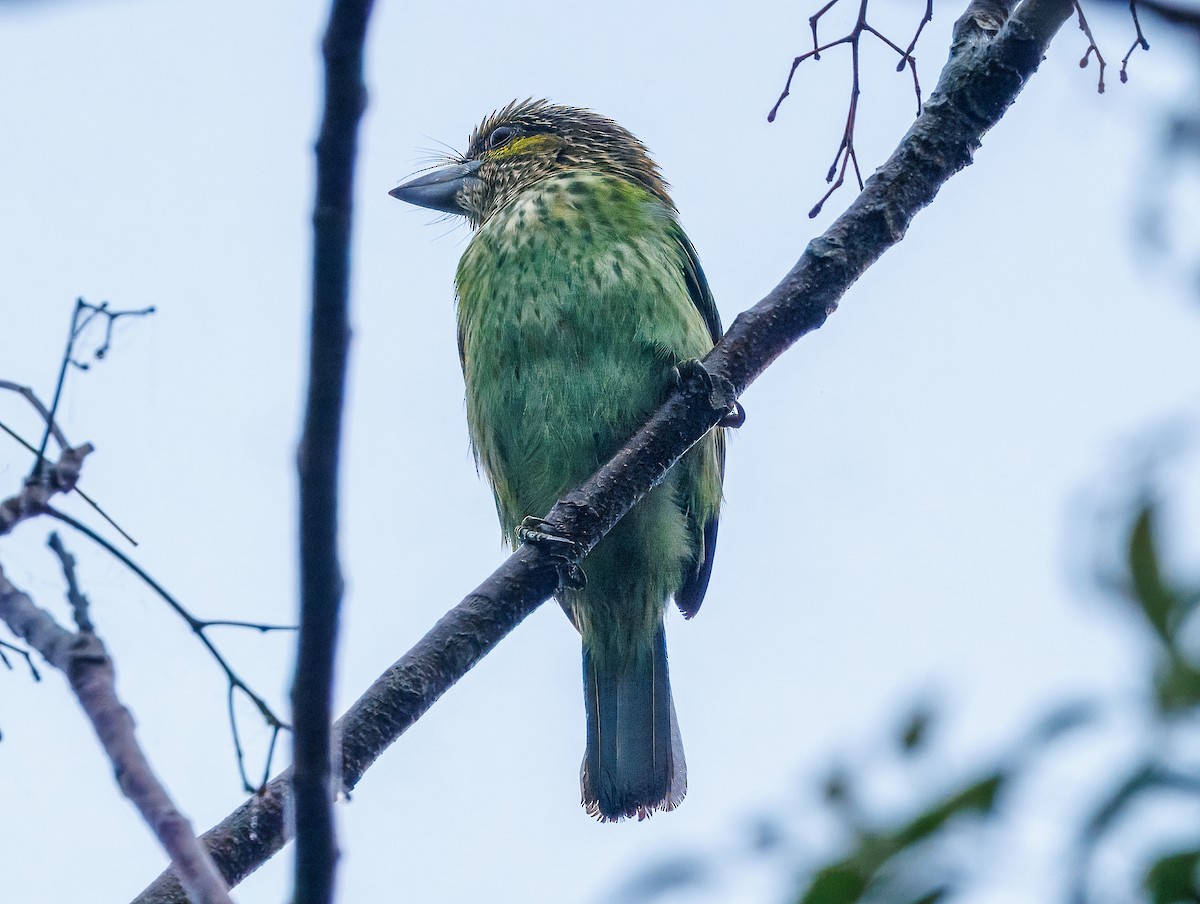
left=0, top=565, right=232, bottom=904
left=0, top=428, right=229, bottom=901
left=0, top=380, right=71, bottom=450
left=132, top=0, right=1075, bottom=899
left=0, top=443, right=90, bottom=537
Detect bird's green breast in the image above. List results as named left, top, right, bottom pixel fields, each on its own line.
left=455, top=171, right=714, bottom=541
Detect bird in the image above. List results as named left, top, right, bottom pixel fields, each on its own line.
left=390, top=99, right=726, bottom=822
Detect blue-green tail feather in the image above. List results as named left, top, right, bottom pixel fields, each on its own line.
left=580, top=621, right=686, bottom=821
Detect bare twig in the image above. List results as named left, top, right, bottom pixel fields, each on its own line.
left=48, top=532, right=93, bottom=632
left=0, top=636, right=41, bottom=681
left=31, top=301, right=84, bottom=481
left=31, top=299, right=155, bottom=482
left=132, top=1, right=1078, bottom=899
left=0, top=559, right=232, bottom=904
left=1120, top=0, right=1151, bottom=83
left=897, top=0, right=934, bottom=112
left=4, top=300, right=285, bottom=803
left=768, top=0, right=931, bottom=215
left=201, top=619, right=297, bottom=632
left=901, top=0, right=935, bottom=67
left=1, top=382, right=287, bottom=789
left=1075, top=1, right=1107, bottom=92
left=44, top=505, right=291, bottom=790
left=3, top=336, right=139, bottom=545
left=1131, top=0, right=1200, bottom=29
left=0, top=416, right=136, bottom=546
left=812, top=18, right=865, bottom=218
left=75, top=302, right=158, bottom=364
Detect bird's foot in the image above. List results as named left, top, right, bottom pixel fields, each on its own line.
left=518, top=516, right=587, bottom=590
left=719, top=401, right=747, bottom=429
left=670, top=359, right=746, bottom=429
left=669, top=358, right=709, bottom=392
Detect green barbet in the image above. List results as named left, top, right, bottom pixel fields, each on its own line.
left=390, top=100, right=726, bottom=821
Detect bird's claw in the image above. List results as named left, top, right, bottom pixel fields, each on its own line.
left=518, top=516, right=588, bottom=591
left=719, top=401, right=747, bottom=428
left=670, top=358, right=709, bottom=391
left=671, top=359, right=745, bottom=430
left=517, top=516, right=581, bottom=551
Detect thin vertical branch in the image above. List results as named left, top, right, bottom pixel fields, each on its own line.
left=29, top=300, right=156, bottom=481
left=31, top=300, right=84, bottom=480
left=1120, top=0, right=1151, bottom=82
left=292, top=1, right=376, bottom=903
left=1074, top=1, right=1107, bottom=93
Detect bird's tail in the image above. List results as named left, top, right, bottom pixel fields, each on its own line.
left=580, top=620, right=686, bottom=821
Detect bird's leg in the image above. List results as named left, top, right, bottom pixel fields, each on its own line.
left=670, top=359, right=746, bottom=429
left=518, top=516, right=588, bottom=590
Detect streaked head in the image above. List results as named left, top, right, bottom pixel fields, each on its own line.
left=390, top=99, right=671, bottom=227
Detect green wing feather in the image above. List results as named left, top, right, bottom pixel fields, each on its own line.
left=669, top=220, right=725, bottom=619
left=671, top=221, right=723, bottom=345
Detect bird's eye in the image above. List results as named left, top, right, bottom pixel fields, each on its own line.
left=487, top=126, right=517, bottom=151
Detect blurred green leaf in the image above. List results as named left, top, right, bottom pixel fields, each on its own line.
left=898, top=705, right=935, bottom=756
left=798, top=863, right=869, bottom=904
left=1144, top=848, right=1200, bottom=904
left=895, top=773, right=1005, bottom=849
left=1083, top=764, right=1200, bottom=846
left=797, top=773, right=1005, bottom=904
left=1083, top=763, right=1162, bottom=842
left=1130, top=503, right=1177, bottom=644
left=1156, top=656, right=1200, bottom=711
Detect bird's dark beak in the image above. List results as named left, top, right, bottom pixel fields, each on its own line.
left=389, top=160, right=481, bottom=215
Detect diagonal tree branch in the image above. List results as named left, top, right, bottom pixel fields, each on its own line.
left=131, top=0, right=1076, bottom=899
left=0, top=559, right=232, bottom=904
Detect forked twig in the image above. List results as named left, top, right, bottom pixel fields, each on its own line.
left=768, top=0, right=931, bottom=217
left=31, top=299, right=155, bottom=481
left=901, top=0, right=935, bottom=69
left=0, top=636, right=41, bottom=681
left=44, top=505, right=293, bottom=792
left=1120, top=0, right=1150, bottom=83
left=1074, top=1, right=1107, bottom=93
left=4, top=298, right=289, bottom=788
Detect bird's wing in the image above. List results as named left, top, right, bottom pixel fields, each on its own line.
left=671, top=221, right=723, bottom=344
left=670, top=221, right=724, bottom=619
left=675, top=430, right=724, bottom=619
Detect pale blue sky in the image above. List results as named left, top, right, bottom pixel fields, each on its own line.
left=1, top=1, right=1198, bottom=902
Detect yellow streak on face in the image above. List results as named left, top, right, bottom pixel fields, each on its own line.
left=484, top=133, right=563, bottom=161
